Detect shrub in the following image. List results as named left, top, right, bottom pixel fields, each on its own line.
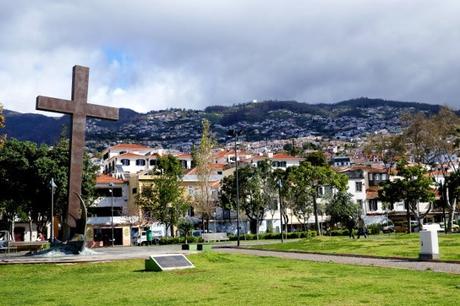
left=367, top=224, right=382, bottom=235
left=328, top=229, right=349, bottom=236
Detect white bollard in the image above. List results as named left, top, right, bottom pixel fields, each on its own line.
left=419, top=229, right=439, bottom=260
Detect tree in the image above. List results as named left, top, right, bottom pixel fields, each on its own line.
left=364, top=134, right=405, bottom=170
left=136, top=155, right=188, bottom=237
left=193, top=119, right=217, bottom=231
left=303, top=151, right=327, bottom=166
left=293, top=161, right=348, bottom=235
left=220, top=165, right=273, bottom=236
left=178, top=219, right=194, bottom=244
left=325, top=192, right=359, bottom=226
left=380, top=161, right=435, bottom=232
left=287, top=165, right=316, bottom=231
left=401, top=107, right=460, bottom=231
left=0, top=137, right=97, bottom=239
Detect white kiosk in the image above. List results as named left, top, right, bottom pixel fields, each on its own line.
left=419, top=225, right=440, bottom=260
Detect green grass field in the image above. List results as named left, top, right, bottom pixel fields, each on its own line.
left=1, top=253, right=459, bottom=305
left=253, top=233, right=460, bottom=260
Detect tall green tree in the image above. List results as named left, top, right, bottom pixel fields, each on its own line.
left=221, top=164, right=274, bottom=236
left=380, top=161, right=435, bottom=232
left=287, top=165, right=316, bottom=231
left=136, top=155, right=188, bottom=237
left=0, top=137, right=97, bottom=238
left=293, top=161, right=348, bottom=235
left=193, top=119, right=217, bottom=231
left=325, top=192, right=359, bottom=226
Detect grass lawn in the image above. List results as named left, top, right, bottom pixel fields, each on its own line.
left=1, top=253, right=459, bottom=305
left=253, top=233, right=460, bottom=261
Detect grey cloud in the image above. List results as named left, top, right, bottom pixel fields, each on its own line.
left=2, top=0, right=460, bottom=113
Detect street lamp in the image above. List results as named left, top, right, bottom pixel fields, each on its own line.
left=108, top=183, right=115, bottom=247
left=277, top=179, right=284, bottom=243
left=227, top=129, right=243, bottom=247
left=49, top=178, right=57, bottom=243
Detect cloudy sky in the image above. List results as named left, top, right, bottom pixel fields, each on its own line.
left=1, top=0, right=460, bottom=114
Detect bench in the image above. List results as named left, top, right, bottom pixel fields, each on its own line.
left=0, top=242, right=18, bottom=254
left=202, top=233, right=229, bottom=242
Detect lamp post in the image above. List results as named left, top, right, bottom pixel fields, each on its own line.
left=49, top=178, right=57, bottom=242
left=227, top=129, right=243, bottom=247
left=277, top=179, right=284, bottom=243
left=108, top=183, right=115, bottom=247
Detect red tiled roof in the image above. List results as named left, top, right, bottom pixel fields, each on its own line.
left=118, top=152, right=146, bottom=159
left=110, top=143, right=151, bottom=150
left=96, top=174, right=125, bottom=184
left=176, top=153, right=193, bottom=159
left=272, top=153, right=302, bottom=160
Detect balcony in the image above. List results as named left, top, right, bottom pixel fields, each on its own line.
left=88, top=216, right=140, bottom=226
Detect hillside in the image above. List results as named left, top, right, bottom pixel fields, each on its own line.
left=1, top=97, right=445, bottom=151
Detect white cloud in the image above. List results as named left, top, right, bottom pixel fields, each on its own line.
left=2, top=0, right=460, bottom=114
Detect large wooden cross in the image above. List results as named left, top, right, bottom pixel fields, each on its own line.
left=36, top=65, right=119, bottom=232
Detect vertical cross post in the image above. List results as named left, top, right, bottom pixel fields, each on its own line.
left=36, top=65, right=119, bottom=239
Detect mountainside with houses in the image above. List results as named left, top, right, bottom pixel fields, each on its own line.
left=2, top=97, right=447, bottom=151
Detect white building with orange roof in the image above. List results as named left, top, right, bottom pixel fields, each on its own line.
left=248, top=152, right=303, bottom=169
left=102, top=143, right=193, bottom=175
left=87, top=174, right=140, bottom=246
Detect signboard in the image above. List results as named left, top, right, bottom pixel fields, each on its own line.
left=145, top=254, right=194, bottom=271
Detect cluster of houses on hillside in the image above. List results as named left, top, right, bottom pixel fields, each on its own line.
left=76, top=143, right=451, bottom=246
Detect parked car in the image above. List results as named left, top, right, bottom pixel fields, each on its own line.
left=363, top=216, right=394, bottom=233
left=381, top=220, right=395, bottom=233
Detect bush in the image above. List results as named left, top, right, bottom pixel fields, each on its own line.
left=367, top=224, right=382, bottom=235
left=228, top=231, right=316, bottom=241
left=328, top=229, right=349, bottom=236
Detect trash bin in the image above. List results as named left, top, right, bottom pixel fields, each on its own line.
left=419, top=229, right=439, bottom=260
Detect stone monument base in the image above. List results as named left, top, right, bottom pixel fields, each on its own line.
left=419, top=253, right=440, bottom=260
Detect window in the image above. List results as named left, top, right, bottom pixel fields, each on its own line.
left=317, top=187, right=324, bottom=197
left=132, top=188, right=137, bottom=194
left=368, top=200, right=378, bottom=211
left=272, top=161, right=287, bottom=168
left=217, top=171, right=223, bottom=175
left=180, top=160, right=188, bottom=169
left=121, top=159, right=130, bottom=166
left=355, top=182, right=363, bottom=192
left=150, top=159, right=158, bottom=166
left=88, top=207, right=123, bottom=217
left=96, top=187, right=122, bottom=197
left=136, top=159, right=146, bottom=166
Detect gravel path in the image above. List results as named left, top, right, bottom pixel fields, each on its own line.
left=215, top=247, right=460, bottom=274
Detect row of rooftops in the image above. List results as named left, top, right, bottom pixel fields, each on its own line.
left=98, top=143, right=455, bottom=185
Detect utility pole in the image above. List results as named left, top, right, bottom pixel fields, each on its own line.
left=49, top=178, right=57, bottom=243
left=109, top=183, right=115, bottom=247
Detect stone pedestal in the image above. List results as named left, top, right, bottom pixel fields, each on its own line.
left=419, top=229, right=439, bottom=260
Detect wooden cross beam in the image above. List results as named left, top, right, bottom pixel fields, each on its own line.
left=36, top=65, right=119, bottom=232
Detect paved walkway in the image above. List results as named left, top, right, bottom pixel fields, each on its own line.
left=214, top=247, right=460, bottom=274
left=0, top=245, right=190, bottom=264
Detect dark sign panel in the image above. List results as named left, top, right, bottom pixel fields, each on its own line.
left=145, top=254, right=194, bottom=271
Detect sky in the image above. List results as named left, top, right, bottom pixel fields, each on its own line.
left=1, top=0, right=460, bottom=114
